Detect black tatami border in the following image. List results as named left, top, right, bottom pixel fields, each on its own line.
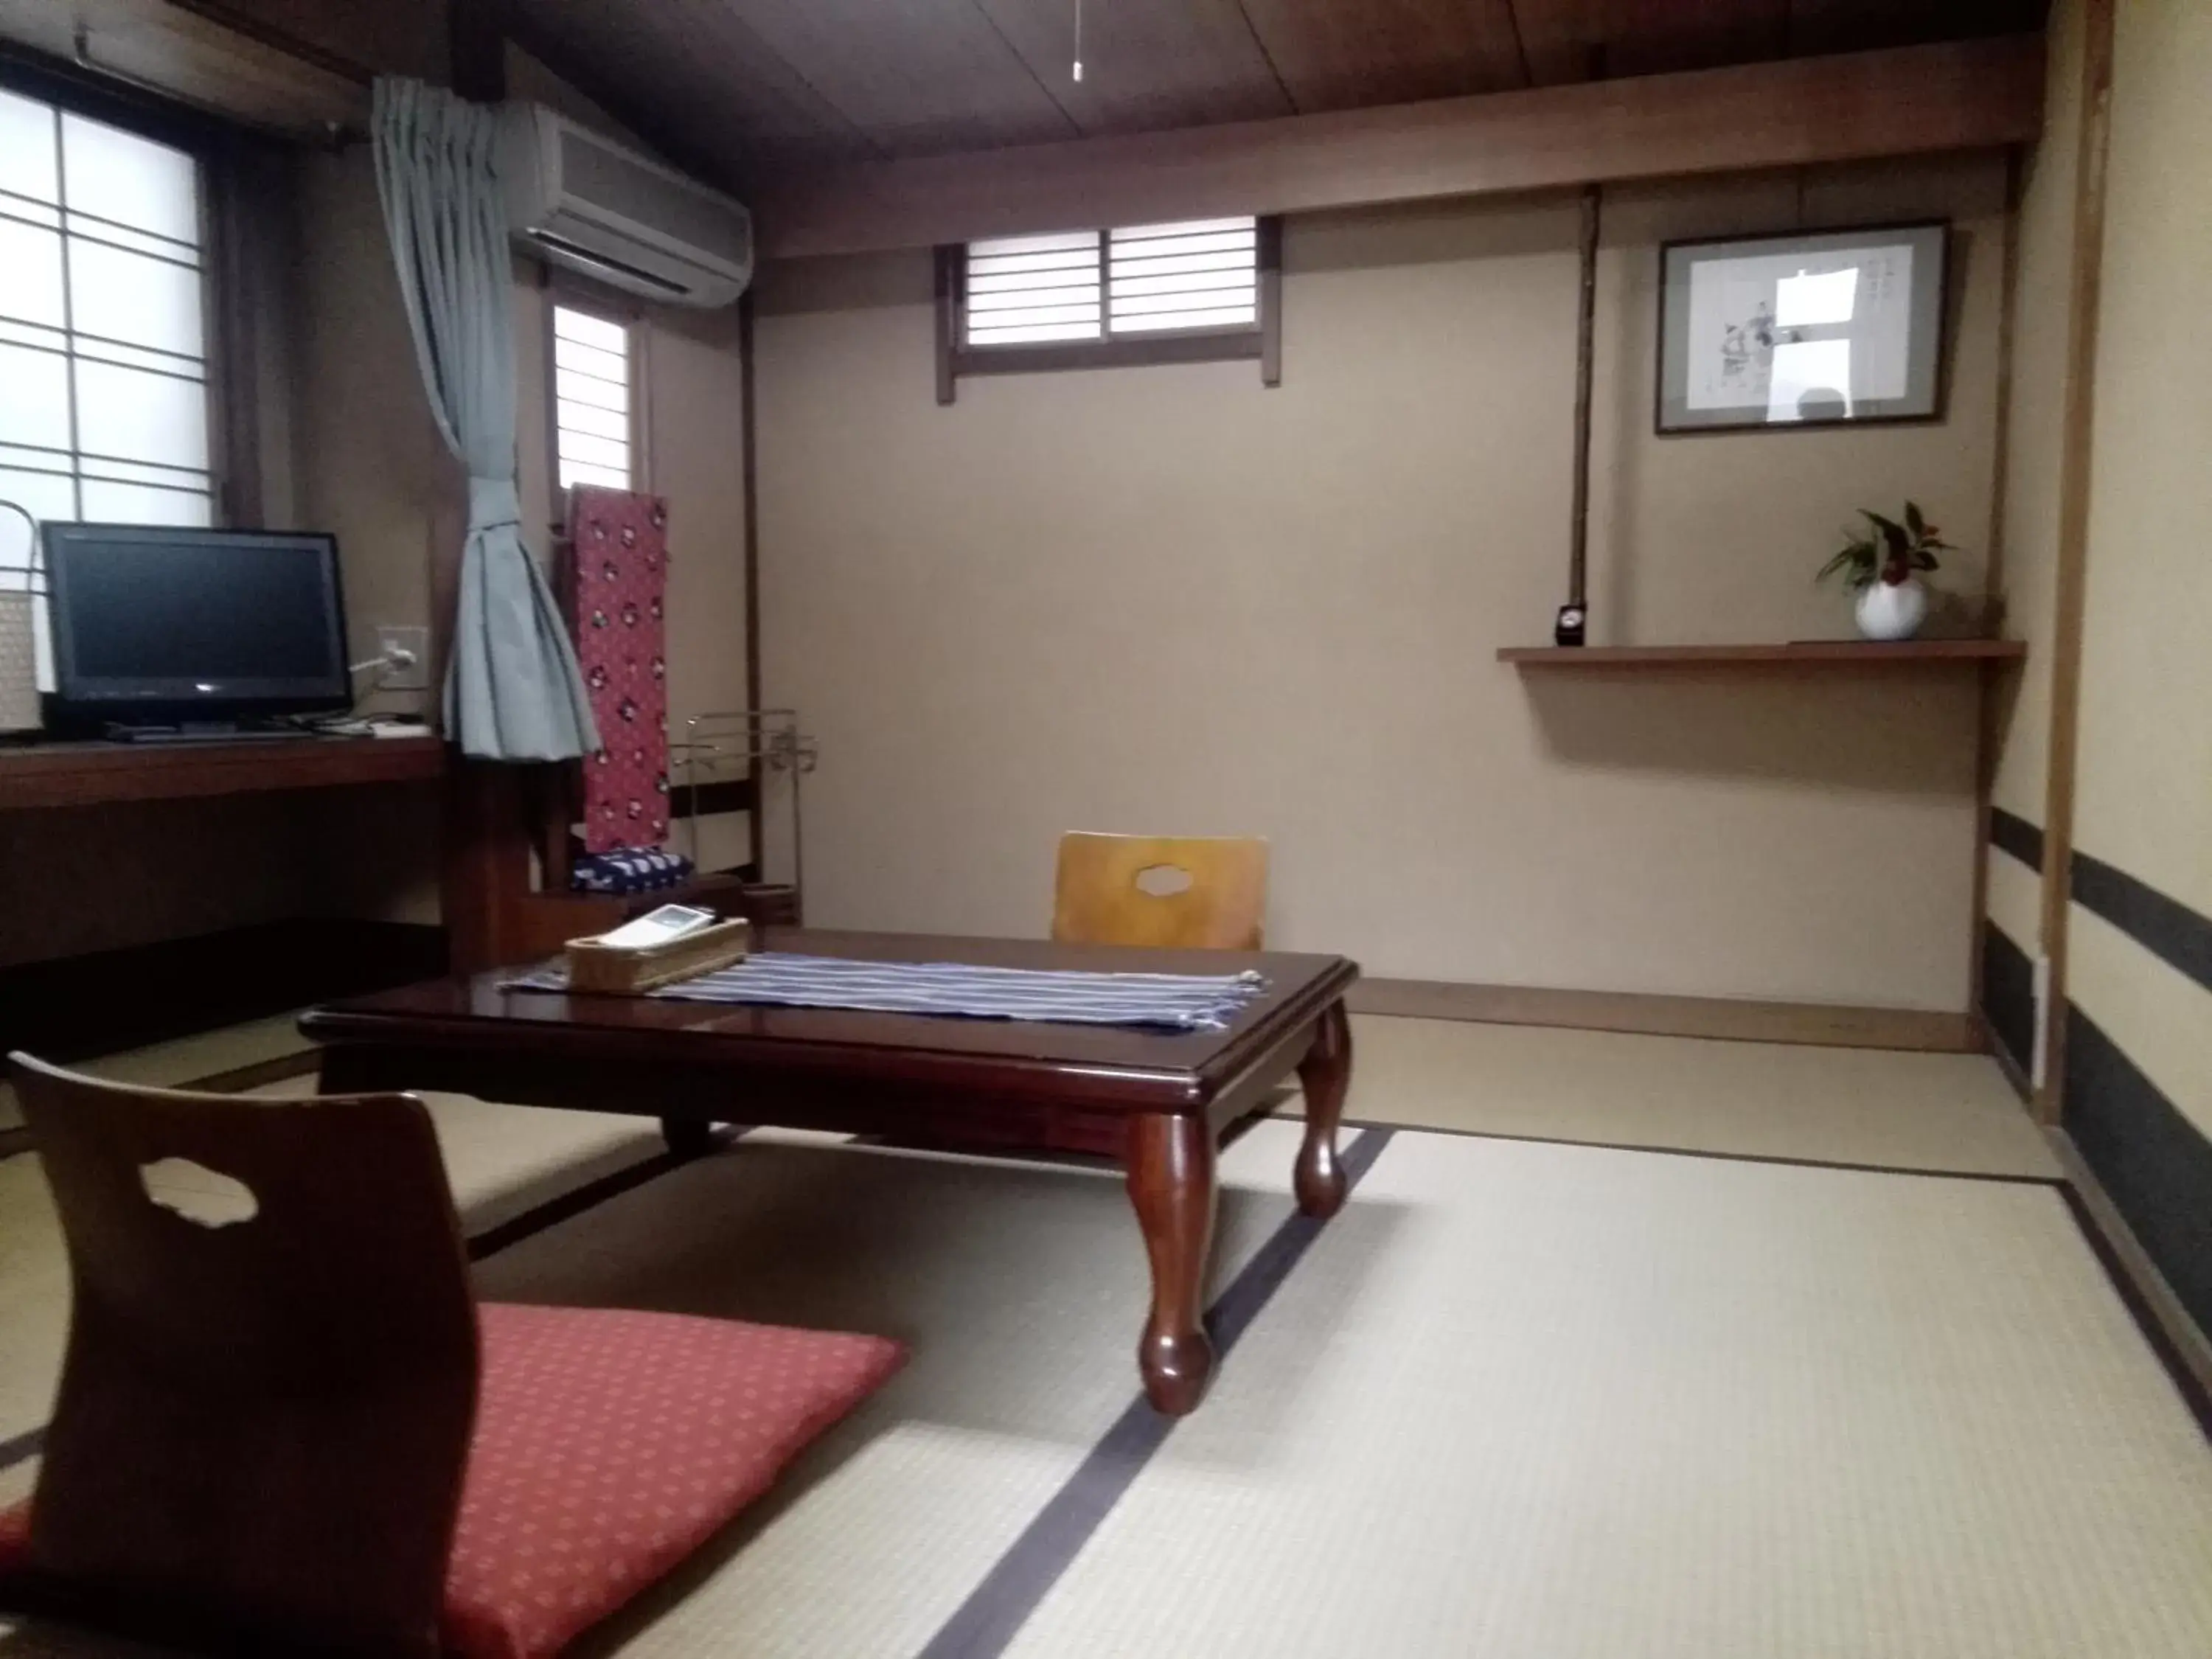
left=462, top=1128, right=740, bottom=1261
left=2055, top=1180, right=2212, bottom=1445
left=915, top=1126, right=1397, bottom=1659
left=0, top=1427, right=42, bottom=1472
left=1341, top=1114, right=2067, bottom=1186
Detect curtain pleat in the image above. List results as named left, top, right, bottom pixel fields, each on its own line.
left=372, top=78, right=599, bottom=762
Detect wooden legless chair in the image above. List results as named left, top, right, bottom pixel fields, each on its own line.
left=3, top=1055, right=478, bottom=1657
left=0, top=1054, right=904, bottom=1659
left=1051, top=832, right=1269, bottom=950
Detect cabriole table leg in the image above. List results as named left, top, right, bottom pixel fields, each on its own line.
left=1126, top=1111, right=1218, bottom=1415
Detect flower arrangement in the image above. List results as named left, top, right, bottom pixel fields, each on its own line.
left=1818, top=501, right=1954, bottom=591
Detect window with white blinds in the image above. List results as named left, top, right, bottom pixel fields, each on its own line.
left=962, top=216, right=1262, bottom=349
left=551, top=304, right=635, bottom=491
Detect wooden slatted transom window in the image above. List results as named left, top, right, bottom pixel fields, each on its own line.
left=963, top=229, right=1102, bottom=347
left=1107, top=218, right=1259, bottom=334
left=551, top=303, right=636, bottom=492
left=942, top=215, right=1279, bottom=400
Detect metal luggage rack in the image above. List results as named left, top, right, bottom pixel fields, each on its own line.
left=670, top=709, right=818, bottom=902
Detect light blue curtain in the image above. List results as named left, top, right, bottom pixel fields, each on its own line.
left=372, top=77, right=599, bottom=762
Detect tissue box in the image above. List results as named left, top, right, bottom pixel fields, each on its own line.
left=565, top=916, right=752, bottom=994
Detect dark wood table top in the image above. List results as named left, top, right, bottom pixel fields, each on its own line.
left=303, top=928, right=1360, bottom=1115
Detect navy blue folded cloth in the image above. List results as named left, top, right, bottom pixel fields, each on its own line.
left=502, top=951, right=1267, bottom=1032
left=571, top=846, right=694, bottom=895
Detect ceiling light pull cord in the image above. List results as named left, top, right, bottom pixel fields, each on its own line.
left=1072, top=0, right=1083, bottom=82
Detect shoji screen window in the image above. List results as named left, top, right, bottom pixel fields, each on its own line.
left=0, top=86, right=214, bottom=532
left=550, top=304, right=637, bottom=492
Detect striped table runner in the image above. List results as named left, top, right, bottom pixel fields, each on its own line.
left=502, top=952, right=1268, bottom=1032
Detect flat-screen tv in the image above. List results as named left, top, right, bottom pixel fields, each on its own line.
left=44, top=523, right=349, bottom=728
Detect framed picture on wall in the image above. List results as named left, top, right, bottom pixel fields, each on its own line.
left=1656, top=220, right=1949, bottom=434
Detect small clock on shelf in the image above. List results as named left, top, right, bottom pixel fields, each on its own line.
left=1554, top=604, right=1587, bottom=647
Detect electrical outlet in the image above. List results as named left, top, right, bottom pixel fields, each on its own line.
left=374, top=625, right=429, bottom=691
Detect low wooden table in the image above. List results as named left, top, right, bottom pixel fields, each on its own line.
left=302, top=928, right=1358, bottom=1415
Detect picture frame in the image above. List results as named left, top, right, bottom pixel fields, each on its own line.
left=1655, top=220, right=1950, bottom=435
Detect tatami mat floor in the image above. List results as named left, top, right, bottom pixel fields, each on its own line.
left=1, top=1022, right=2198, bottom=1659
left=1002, top=1129, right=2211, bottom=1659
left=1312, top=1015, right=2059, bottom=1178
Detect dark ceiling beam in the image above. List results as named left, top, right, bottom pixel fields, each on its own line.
left=448, top=0, right=504, bottom=101
left=754, top=32, right=2044, bottom=260
left=500, top=15, right=726, bottom=185
left=0, top=0, right=371, bottom=136
left=1784, top=0, right=2048, bottom=58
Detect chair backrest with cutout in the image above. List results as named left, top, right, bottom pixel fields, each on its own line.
left=6, top=1054, right=479, bottom=1659
left=1050, top=832, right=1269, bottom=950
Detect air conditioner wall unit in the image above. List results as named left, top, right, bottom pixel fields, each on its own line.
left=497, top=103, right=752, bottom=308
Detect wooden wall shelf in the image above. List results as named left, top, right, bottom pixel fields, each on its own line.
left=0, top=735, right=447, bottom=812
left=1499, top=641, right=2027, bottom=669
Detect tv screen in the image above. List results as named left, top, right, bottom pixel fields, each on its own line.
left=45, top=524, right=349, bottom=723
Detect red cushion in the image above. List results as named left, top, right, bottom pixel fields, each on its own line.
left=0, top=1303, right=903, bottom=1659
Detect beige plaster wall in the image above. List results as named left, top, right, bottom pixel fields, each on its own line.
left=755, top=155, right=2009, bottom=1008
left=2065, top=0, right=2212, bottom=1137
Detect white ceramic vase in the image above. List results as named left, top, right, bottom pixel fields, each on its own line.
left=1855, top=577, right=1929, bottom=642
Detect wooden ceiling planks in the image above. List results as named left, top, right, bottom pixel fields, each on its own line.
left=1504, top=0, right=1600, bottom=84
left=492, top=0, right=2052, bottom=197
left=973, top=0, right=1292, bottom=134
left=1235, top=0, right=1529, bottom=111
left=708, top=0, right=1080, bottom=158
left=756, top=36, right=2044, bottom=257
left=507, top=0, right=877, bottom=178
left=1512, top=0, right=1788, bottom=84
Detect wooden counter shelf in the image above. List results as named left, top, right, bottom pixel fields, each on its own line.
left=1498, top=641, right=2027, bottom=669
left=0, top=734, right=447, bottom=812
